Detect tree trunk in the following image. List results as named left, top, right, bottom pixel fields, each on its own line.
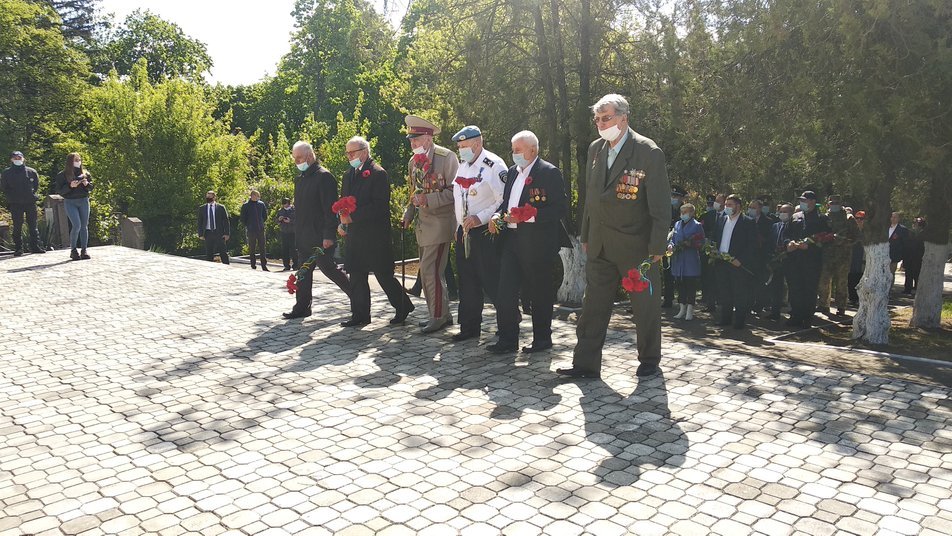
left=558, top=235, right=587, bottom=306
left=575, top=0, right=593, bottom=225
left=852, top=242, right=892, bottom=345
left=532, top=6, right=559, bottom=163
left=910, top=242, right=950, bottom=328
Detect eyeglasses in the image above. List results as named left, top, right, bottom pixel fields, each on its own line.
left=345, top=149, right=364, bottom=157
left=592, top=114, right=618, bottom=125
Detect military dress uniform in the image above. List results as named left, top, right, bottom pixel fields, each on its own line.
left=450, top=126, right=507, bottom=340
left=403, top=117, right=460, bottom=331
left=817, top=202, right=860, bottom=314
left=569, top=128, right=671, bottom=377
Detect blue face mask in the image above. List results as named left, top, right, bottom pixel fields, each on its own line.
left=349, top=158, right=361, bottom=169
left=799, top=202, right=810, bottom=212
left=459, top=147, right=475, bottom=163
left=680, top=214, right=692, bottom=223
left=296, top=162, right=309, bottom=172
left=724, top=206, right=735, bottom=217
left=512, top=153, right=530, bottom=169
left=761, top=206, right=771, bottom=215
left=747, top=208, right=759, bottom=218
left=671, top=198, right=681, bottom=207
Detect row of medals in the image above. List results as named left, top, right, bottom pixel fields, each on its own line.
left=528, top=188, right=546, bottom=202
left=617, top=180, right=639, bottom=200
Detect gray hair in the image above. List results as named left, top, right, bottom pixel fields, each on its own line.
left=347, top=136, right=370, bottom=151
left=592, top=93, right=631, bottom=116
left=292, top=141, right=316, bottom=160
left=511, top=130, right=539, bottom=149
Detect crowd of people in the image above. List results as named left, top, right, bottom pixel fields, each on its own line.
left=3, top=93, right=929, bottom=380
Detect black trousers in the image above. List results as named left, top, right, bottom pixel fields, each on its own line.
left=676, top=276, right=699, bottom=305
left=716, top=262, right=753, bottom=327
left=247, top=229, right=267, bottom=268
left=786, top=257, right=822, bottom=323
left=456, top=226, right=501, bottom=334
left=495, top=232, right=557, bottom=346
left=904, top=261, right=921, bottom=292
left=848, top=272, right=862, bottom=302
left=700, top=253, right=717, bottom=307
left=662, top=263, right=675, bottom=305
left=767, top=267, right=787, bottom=314
left=294, top=244, right=351, bottom=313
left=10, top=203, right=40, bottom=251
left=281, top=232, right=297, bottom=269
left=203, top=230, right=229, bottom=264
left=349, top=265, right=412, bottom=322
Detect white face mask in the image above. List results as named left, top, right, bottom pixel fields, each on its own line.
left=598, top=124, right=622, bottom=142
left=296, top=162, right=309, bottom=172
left=458, top=147, right=475, bottom=163
left=74, top=162, right=82, bottom=168
left=412, top=146, right=426, bottom=155
left=12, top=159, right=24, bottom=166
left=779, top=213, right=791, bottom=222
left=713, top=202, right=723, bottom=211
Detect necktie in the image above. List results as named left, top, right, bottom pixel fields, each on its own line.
left=777, top=224, right=784, bottom=247
left=209, top=205, right=215, bottom=230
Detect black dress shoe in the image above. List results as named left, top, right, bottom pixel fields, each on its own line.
left=488, top=343, right=517, bottom=354
left=452, top=331, right=478, bottom=342
left=251, top=265, right=257, bottom=270
left=13, top=250, right=23, bottom=257
left=406, top=285, right=422, bottom=297
left=341, top=318, right=370, bottom=327
left=732, top=323, right=746, bottom=330
left=522, top=341, right=553, bottom=354
left=784, top=317, right=801, bottom=327
left=766, top=312, right=781, bottom=320
left=556, top=367, right=600, bottom=379
left=661, top=301, right=673, bottom=309
left=282, top=310, right=311, bottom=319
left=31, top=248, right=46, bottom=254
left=636, top=364, right=661, bottom=377
left=261, top=265, right=270, bottom=272
left=390, top=302, right=416, bottom=324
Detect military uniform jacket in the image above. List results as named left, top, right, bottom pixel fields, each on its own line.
left=453, top=148, right=507, bottom=228
left=580, top=128, right=671, bottom=257
left=341, top=158, right=394, bottom=273
left=294, top=163, right=339, bottom=250
left=496, top=158, right=571, bottom=252
left=404, top=144, right=459, bottom=247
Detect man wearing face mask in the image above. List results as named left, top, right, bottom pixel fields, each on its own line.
left=558, top=94, right=671, bottom=379
left=450, top=125, right=507, bottom=342
left=712, top=195, right=758, bottom=329
left=284, top=141, right=352, bottom=320
left=784, top=191, right=831, bottom=327
left=488, top=130, right=570, bottom=354
left=402, top=115, right=460, bottom=333
left=197, top=191, right=231, bottom=264
left=700, top=193, right=726, bottom=311
left=747, top=198, right=773, bottom=314
left=766, top=203, right=795, bottom=320
left=817, top=194, right=860, bottom=315
left=662, top=185, right=687, bottom=308
left=1, top=151, right=45, bottom=256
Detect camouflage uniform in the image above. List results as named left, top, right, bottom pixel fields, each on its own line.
left=818, top=210, right=860, bottom=310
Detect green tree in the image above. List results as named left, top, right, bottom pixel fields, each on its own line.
left=98, top=10, right=212, bottom=82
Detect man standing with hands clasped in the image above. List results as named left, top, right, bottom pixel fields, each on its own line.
left=558, top=94, right=671, bottom=379
left=197, top=191, right=230, bottom=264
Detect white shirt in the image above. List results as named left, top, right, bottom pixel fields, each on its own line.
left=607, top=131, right=629, bottom=170
left=506, top=156, right=538, bottom=228
left=453, top=148, right=507, bottom=227
left=888, top=224, right=897, bottom=239
left=206, top=203, right=216, bottom=230
left=720, top=214, right=740, bottom=254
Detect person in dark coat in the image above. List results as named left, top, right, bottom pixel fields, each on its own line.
left=888, top=211, right=910, bottom=289
left=766, top=204, right=795, bottom=319
left=848, top=210, right=866, bottom=305
left=700, top=193, right=725, bottom=310
left=712, top=194, right=758, bottom=329
left=747, top=198, right=773, bottom=313
left=338, top=137, right=414, bottom=327
left=276, top=198, right=298, bottom=271
left=283, top=141, right=351, bottom=319
left=784, top=191, right=831, bottom=327
left=1, top=151, right=45, bottom=255
left=903, top=217, right=926, bottom=295
left=53, top=152, right=94, bottom=260
left=667, top=203, right=705, bottom=321
left=197, top=191, right=231, bottom=264
left=240, top=190, right=269, bottom=270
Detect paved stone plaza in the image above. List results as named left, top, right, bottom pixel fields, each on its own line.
left=2, top=247, right=951, bottom=535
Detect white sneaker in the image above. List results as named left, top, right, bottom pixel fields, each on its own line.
left=673, top=304, right=687, bottom=319
left=685, top=305, right=695, bottom=321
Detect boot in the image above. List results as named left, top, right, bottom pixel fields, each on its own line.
left=685, top=305, right=695, bottom=321
left=70, top=249, right=80, bottom=261
left=673, top=304, right=687, bottom=319
left=80, top=249, right=90, bottom=260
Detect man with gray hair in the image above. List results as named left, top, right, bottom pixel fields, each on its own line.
left=557, top=93, right=671, bottom=379
left=487, top=130, right=570, bottom=354
left=283, top=140, right=351, bottom=320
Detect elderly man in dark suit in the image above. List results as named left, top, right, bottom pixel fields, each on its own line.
left=557, top=93, right=672, bottom=379
left=487, top=130, right=570, bottom=354
left=338, top=136, right=414, bottom=327
left=766, top=203, right=795, bottom=319
left=784, top=191, right=831, bottom=327
left=197, top=190, right=231, bottom=264
left=712, top=194, right=758, bottom=329
left=283, top=141, right=351, bottom=320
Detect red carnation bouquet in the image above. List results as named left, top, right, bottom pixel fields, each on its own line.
left=622, top=259, right=654, bottom=294
left=508, top=204, right=538, bottom=224
left=455, top=177, right=477, bottom=189
left=331, top=196, right=357, bottom=217
left=285, top=246, right=326, bottom=294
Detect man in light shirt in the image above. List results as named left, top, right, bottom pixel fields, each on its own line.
left=713, top=194, right=757, bottom=329
left=450, top=125, right=508, bottom=342
left=197, top=190, right=230, bottom=264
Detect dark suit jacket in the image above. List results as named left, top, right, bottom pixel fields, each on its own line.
left=701, top=209, right=721, bottom=238
left=750, top=215, right=773, bottom=260
left=294, top=163, right=339, bottom=250
left=197, top=203, right=230, bottom=236
left=889, top=224, right=910, bottom=262
left=341, top=159, right=393, bottom=272
left=769, top=220, right=793, bottom=260
left=239, top=199, right=268, bottom=232
left=712, top=214, right=757, bottom=268
left=496, top=157, right=571, bottom=253
left=788, top=209, right=831, bottom=265
left=580, top=129, right=671, bottom=257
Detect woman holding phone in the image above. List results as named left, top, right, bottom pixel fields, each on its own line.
left=54, top=153, right=94, bottom=260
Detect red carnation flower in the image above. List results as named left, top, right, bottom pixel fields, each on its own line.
left=362, top=169, right=371, bottom=178
left=621, top=266, right=650, bottom=293
left=525, top=177, right=533, bottom=185
left=286, top=274, right=298, bottom=294
left=413, top=153, right=428, bottom=166
left=332, top=196, right=358, bottom=216
left=455, top=177, right=477, bottom=189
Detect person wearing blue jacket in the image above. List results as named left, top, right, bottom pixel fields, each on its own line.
left=667, top=203, right=705, bottom=320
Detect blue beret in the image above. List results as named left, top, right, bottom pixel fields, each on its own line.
left=452, top=125, right=482, bottom=142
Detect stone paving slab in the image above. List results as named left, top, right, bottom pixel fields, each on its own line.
left=2, top=246, right=951, bottom=536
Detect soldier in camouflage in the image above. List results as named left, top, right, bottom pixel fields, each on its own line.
left=817, top=194, right=860, bottom=316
